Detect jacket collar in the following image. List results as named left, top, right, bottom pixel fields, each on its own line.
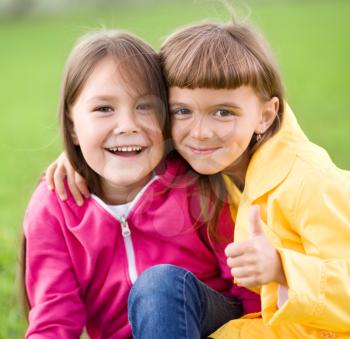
left=156, top=151, right=199, bottom=188
left=225, top=104, right=308, bottom=202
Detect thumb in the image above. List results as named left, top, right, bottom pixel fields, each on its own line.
left=249, top=205, right=264, bottom=238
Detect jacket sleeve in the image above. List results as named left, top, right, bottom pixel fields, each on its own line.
left=264, top=168, right=350, bottom=331
left=24, top=183, right=85, bottom=338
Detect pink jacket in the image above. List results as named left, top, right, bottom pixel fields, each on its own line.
left=24, top=155, right=260, bottom=338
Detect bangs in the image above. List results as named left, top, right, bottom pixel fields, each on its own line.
left=161, top=23, right=272, bottom=95
left=60, top=30, right=170, bottom=200
left=111, top=42, right=163, bottom=98
left=64, top=31, right=168, bottom=131
left=111, top=46, right=168, bottom=132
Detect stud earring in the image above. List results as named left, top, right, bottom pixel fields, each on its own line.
left=256, top=133, right=262, bottom=142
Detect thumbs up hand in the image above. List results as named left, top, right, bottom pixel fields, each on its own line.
left=225, top=205, right=287, bottom=288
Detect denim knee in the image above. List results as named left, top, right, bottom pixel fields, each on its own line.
left=128, top=264, right=201, bottom=314
left=128, top=264, right=188, bottom=305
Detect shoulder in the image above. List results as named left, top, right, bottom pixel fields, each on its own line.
left=23, top=179, right=63, bottom=239
left=24, top=178, right=97, bottom=237
left=265, top=141, right=349, bottom=221
left=25, top=179, right=61, bottom=218
left=273, top=137, right=348, bottom=191
left=286, top=141, right=349, bottom=190
left=270, top=145, right=349, bottom=228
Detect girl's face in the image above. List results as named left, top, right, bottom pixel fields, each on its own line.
left=170, top=86, right=277, bottom=176
left=71, top=57, right=164, bottom=202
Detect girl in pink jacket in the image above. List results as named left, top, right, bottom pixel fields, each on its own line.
left=22, top=29, right=260, bottom=338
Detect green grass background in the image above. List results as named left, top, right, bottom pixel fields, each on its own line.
left=0, top=0, right=349, bottom=336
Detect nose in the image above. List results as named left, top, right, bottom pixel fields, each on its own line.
left=113, top=110, right=140, bottom=135
left=190, top=115, right=213, bottom=140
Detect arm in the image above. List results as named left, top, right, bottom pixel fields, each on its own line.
left=225, top=205, right=287, bottom=288
left=24, top=182, right=85, bottom=338
left=45, top=152, right=90, bottom=205
left=208, top=204, right=261, bottom=315
left=264, top=169, right=350, bottom=331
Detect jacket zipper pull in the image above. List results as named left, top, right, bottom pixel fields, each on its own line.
left=120, top=215, right=131, bottom=237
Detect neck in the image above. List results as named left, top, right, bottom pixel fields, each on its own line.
left=101, top=174, right=152, bottom=205
left=223, top=149, right=251, bottom=191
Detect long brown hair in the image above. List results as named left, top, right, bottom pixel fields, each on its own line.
left=160, top=20, right=285, bottom=238
left=61, top=30, right=169, bottom=199
left=20, top=29, right=169, bottom=319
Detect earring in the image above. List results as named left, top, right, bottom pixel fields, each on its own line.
left=256, top=133, right=262, bottom=142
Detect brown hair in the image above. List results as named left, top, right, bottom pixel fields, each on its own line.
left=61, top=30, right=169, bottom=199
left=160, top=20, right=285, bottom=238
left=20, top=29, right=169, bottom=319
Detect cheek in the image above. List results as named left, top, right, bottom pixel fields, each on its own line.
left=171, top=120, right=184, bottom=144
left=216, top=122, right=238, bottom=141
left=145, top=126, right=165, bottom=154
left=153, top=131, right=165, bottom=151
left=141, top=113, right=163, bottom=134
left=73, top=123, right=107, bottom=158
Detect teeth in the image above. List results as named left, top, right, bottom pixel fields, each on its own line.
left=108, top=146, right=143, bottom=152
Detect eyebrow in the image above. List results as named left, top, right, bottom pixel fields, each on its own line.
left=87, top=95, right=117, bottom=102
left=169, top=101, right=242, bottom=110
left=169, top=101, right=188, bottom=107
left=208, top=103, right=242, bottom=110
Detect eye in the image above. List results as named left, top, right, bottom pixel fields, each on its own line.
left=213, top=109, right=234, bottom=118
left=172, top=108, right=191, bottom=116
left=94, top=105, right=114, bottom=113
left=136, top=102, right=154, bottom=112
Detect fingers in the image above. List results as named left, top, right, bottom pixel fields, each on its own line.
left=235, top=276, right=260, bottom=288
left=225, top=242, right=246, bottom=258
left=75, top=172, right=90, bottom=199
left=230, top=266, right=251, bottom=279
left=53, top=165, right=68, bottom=201
left=45, top=152, right=90, bottom=206
left=66, top=166, right=84, bottom=206
left=231, top=265, right=263, bottom=288
left=249, top=205, right=264, bottom=237
left=46, top=161, right=57, bottom=190
left=226, top=255, right=254, bottom=269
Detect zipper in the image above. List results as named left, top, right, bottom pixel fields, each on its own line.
left=120, top=215, right=138, bottom=284
left=91, top=174, right=159, bottom=285
left=120, top=215, right=131, bottom=237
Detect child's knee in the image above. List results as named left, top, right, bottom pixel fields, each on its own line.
left=128, top=264, right=189, bottom=306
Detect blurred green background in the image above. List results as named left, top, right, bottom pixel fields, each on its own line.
left=0, top=0, right=349, bottom=336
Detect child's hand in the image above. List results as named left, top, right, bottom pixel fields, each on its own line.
left=45, top=152, right=90, bottom=206
left=225, top=205, right=287, bottom=288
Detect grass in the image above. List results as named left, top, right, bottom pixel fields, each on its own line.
left=0, top=1, right=349, bottom=336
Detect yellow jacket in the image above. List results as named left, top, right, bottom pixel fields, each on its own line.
left=211, top=106, right=350, bottom=339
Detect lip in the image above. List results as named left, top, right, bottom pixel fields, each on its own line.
left=187, top=145, right=221, bottom=155
left=105, top=144, right=146, bottom=149
left=105, top=146, right=148, bottom=158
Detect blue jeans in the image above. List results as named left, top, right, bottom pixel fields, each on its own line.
left=128, top=264, right=242, bottom=339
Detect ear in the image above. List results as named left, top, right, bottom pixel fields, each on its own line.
left=256, top=97, right=279, bottom=134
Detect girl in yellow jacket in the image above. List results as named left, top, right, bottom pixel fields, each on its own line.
left=159, top=18, right=350, bottom=339
left=45, top=17, right=350, bottom=339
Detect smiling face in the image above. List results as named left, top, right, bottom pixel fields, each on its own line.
left=70, top=57, right=164, bottom=203
left=170, top=86, right=278, bottom=178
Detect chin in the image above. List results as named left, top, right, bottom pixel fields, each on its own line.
left=115, top=175, right=146, bottom=187
left=189, top=162, right=222, bottom=175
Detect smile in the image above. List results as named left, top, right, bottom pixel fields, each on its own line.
left=187, top=146, right=221, bottom=155
left=105, top=145, right=146, bottom=158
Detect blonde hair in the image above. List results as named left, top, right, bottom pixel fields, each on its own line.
left=160, top=20, right=285, bottom=238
